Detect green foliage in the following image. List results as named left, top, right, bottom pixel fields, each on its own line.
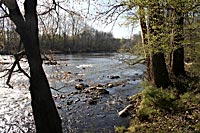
left=185, top=42, right=200, bottom=76
left=125, top=0, right=200, bottom=56
left=115, top=126, right=127, bottom=133
left=137, top=105, right=157, bottom=121
left=127, top=75, right=200, bottom=132
left=136, top=86, right=180, bottom=122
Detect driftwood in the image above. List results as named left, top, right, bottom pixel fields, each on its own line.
left=124, top=58, right=145, bottom=65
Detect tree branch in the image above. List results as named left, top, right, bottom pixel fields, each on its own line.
left=6, top=50, right=29, bottom=88
left=2, top=0, right=25, bottom=30
left=0, top=14, right=9, bottom=18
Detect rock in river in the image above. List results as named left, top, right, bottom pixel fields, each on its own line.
left=109, top=75, right=120, bottom=79
left=88, top=98, right=97, bottom=105
left=75, top=83, right=88, bottom=90
left=96, top=83, right=104, bottom=87
left=106, top=83, right=114, bottom=88
left=75, top=78, right=84, bottom=82
left=97, top=88, right=109, bottom=95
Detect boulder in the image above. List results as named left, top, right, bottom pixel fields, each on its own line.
left=67, top=100, right=73, bottom=105
left=60, top=94, right=66, bottom=99
left=106, top=83, right=113, bottom=88
left=110, top=75, right=120, bottom=79
left=75, top=78, right=83, bottom=82
left=88, top=99, right=97, bottom=105
left=96, top=83, right=104, bottom=87
left=75, top=83, right=86, bottom=90
left=88, top=86, right=97, bottom=90
left=57, top=105, right=62, bottom=109
left=97, top=88, right=109, bottom=95
left=67, top=71, right=72, bottom=74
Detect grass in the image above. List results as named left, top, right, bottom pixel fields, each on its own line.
left=122, top=77, right=200, bottom=133
left=115, top=126, right=127, bottom=133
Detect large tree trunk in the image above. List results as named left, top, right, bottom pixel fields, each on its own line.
left=147, top=3, right=171, bottom=88
left=4, top=0, right=62, bottom=132
left=171, top=11, right=185, bottom=76
left=148, top=53, right=171, bottom=88
left=171, top=47, right=185, bottom=76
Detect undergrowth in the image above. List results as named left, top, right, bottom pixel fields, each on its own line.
left=122, top=79, right=200, bottom=133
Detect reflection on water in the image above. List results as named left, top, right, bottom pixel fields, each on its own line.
left=0, top=53, right=146, bottom=133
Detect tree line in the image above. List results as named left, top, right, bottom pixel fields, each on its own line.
left=0, top=16, right=135, bottom=54
left=39, top=26, right=126, bottom=53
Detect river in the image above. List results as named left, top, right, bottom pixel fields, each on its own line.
left=0, top=53, right=146, bottom=133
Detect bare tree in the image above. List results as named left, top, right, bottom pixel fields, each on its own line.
left=0, top=0, right=62, bottom=132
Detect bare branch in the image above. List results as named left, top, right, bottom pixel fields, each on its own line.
left=50, top=86, right=66, bottom=93
left=38, top=2, right=56, bottom=16
left=87, top=0, right=90, bottom=14
left=0, top=14, right=8, bottom=18
left=52, top=0, right=81, bottom=17
left=6, top=59, right=17, bottom=88
left=5, top=50, right=30, bottom=88
left=0, top=3, right=9, bottom=16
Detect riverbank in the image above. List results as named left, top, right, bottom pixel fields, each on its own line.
left=117, top=74, right=200, bottom=133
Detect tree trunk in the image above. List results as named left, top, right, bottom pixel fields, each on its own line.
left=171, top=11, right=185, bottom=76
left=147, top=3, right=171, bottom=88
left=4, top=0, right=62, bottom=132
left=148, top=53, right=171, bottom=88
left=138, top=6, right=148, bottom=57
left=171, top=47, right=185, bottom=76
left=138, top=6, right=152, bottom=81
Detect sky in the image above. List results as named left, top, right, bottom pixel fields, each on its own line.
left=93, top=19, right=141, bottom=39
left=15, top=0, right=141, bottom=39
left=72, top=0, right=141, bottom=39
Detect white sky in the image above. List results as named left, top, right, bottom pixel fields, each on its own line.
left=70, top=0, right=141, bottom=39
left=16, top=0, right=141, bottom=39
left=92, top=19, right=141, bottom=39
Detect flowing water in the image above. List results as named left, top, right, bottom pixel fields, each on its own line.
left=0, top=53, right=146, bottom=133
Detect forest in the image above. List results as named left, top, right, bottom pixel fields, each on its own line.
left=0, top=0, right=200, bottom=133
left=0, top=19, right=137, bottom=54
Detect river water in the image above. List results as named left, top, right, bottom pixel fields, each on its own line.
left=0, top=53, right=145, bottom=133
